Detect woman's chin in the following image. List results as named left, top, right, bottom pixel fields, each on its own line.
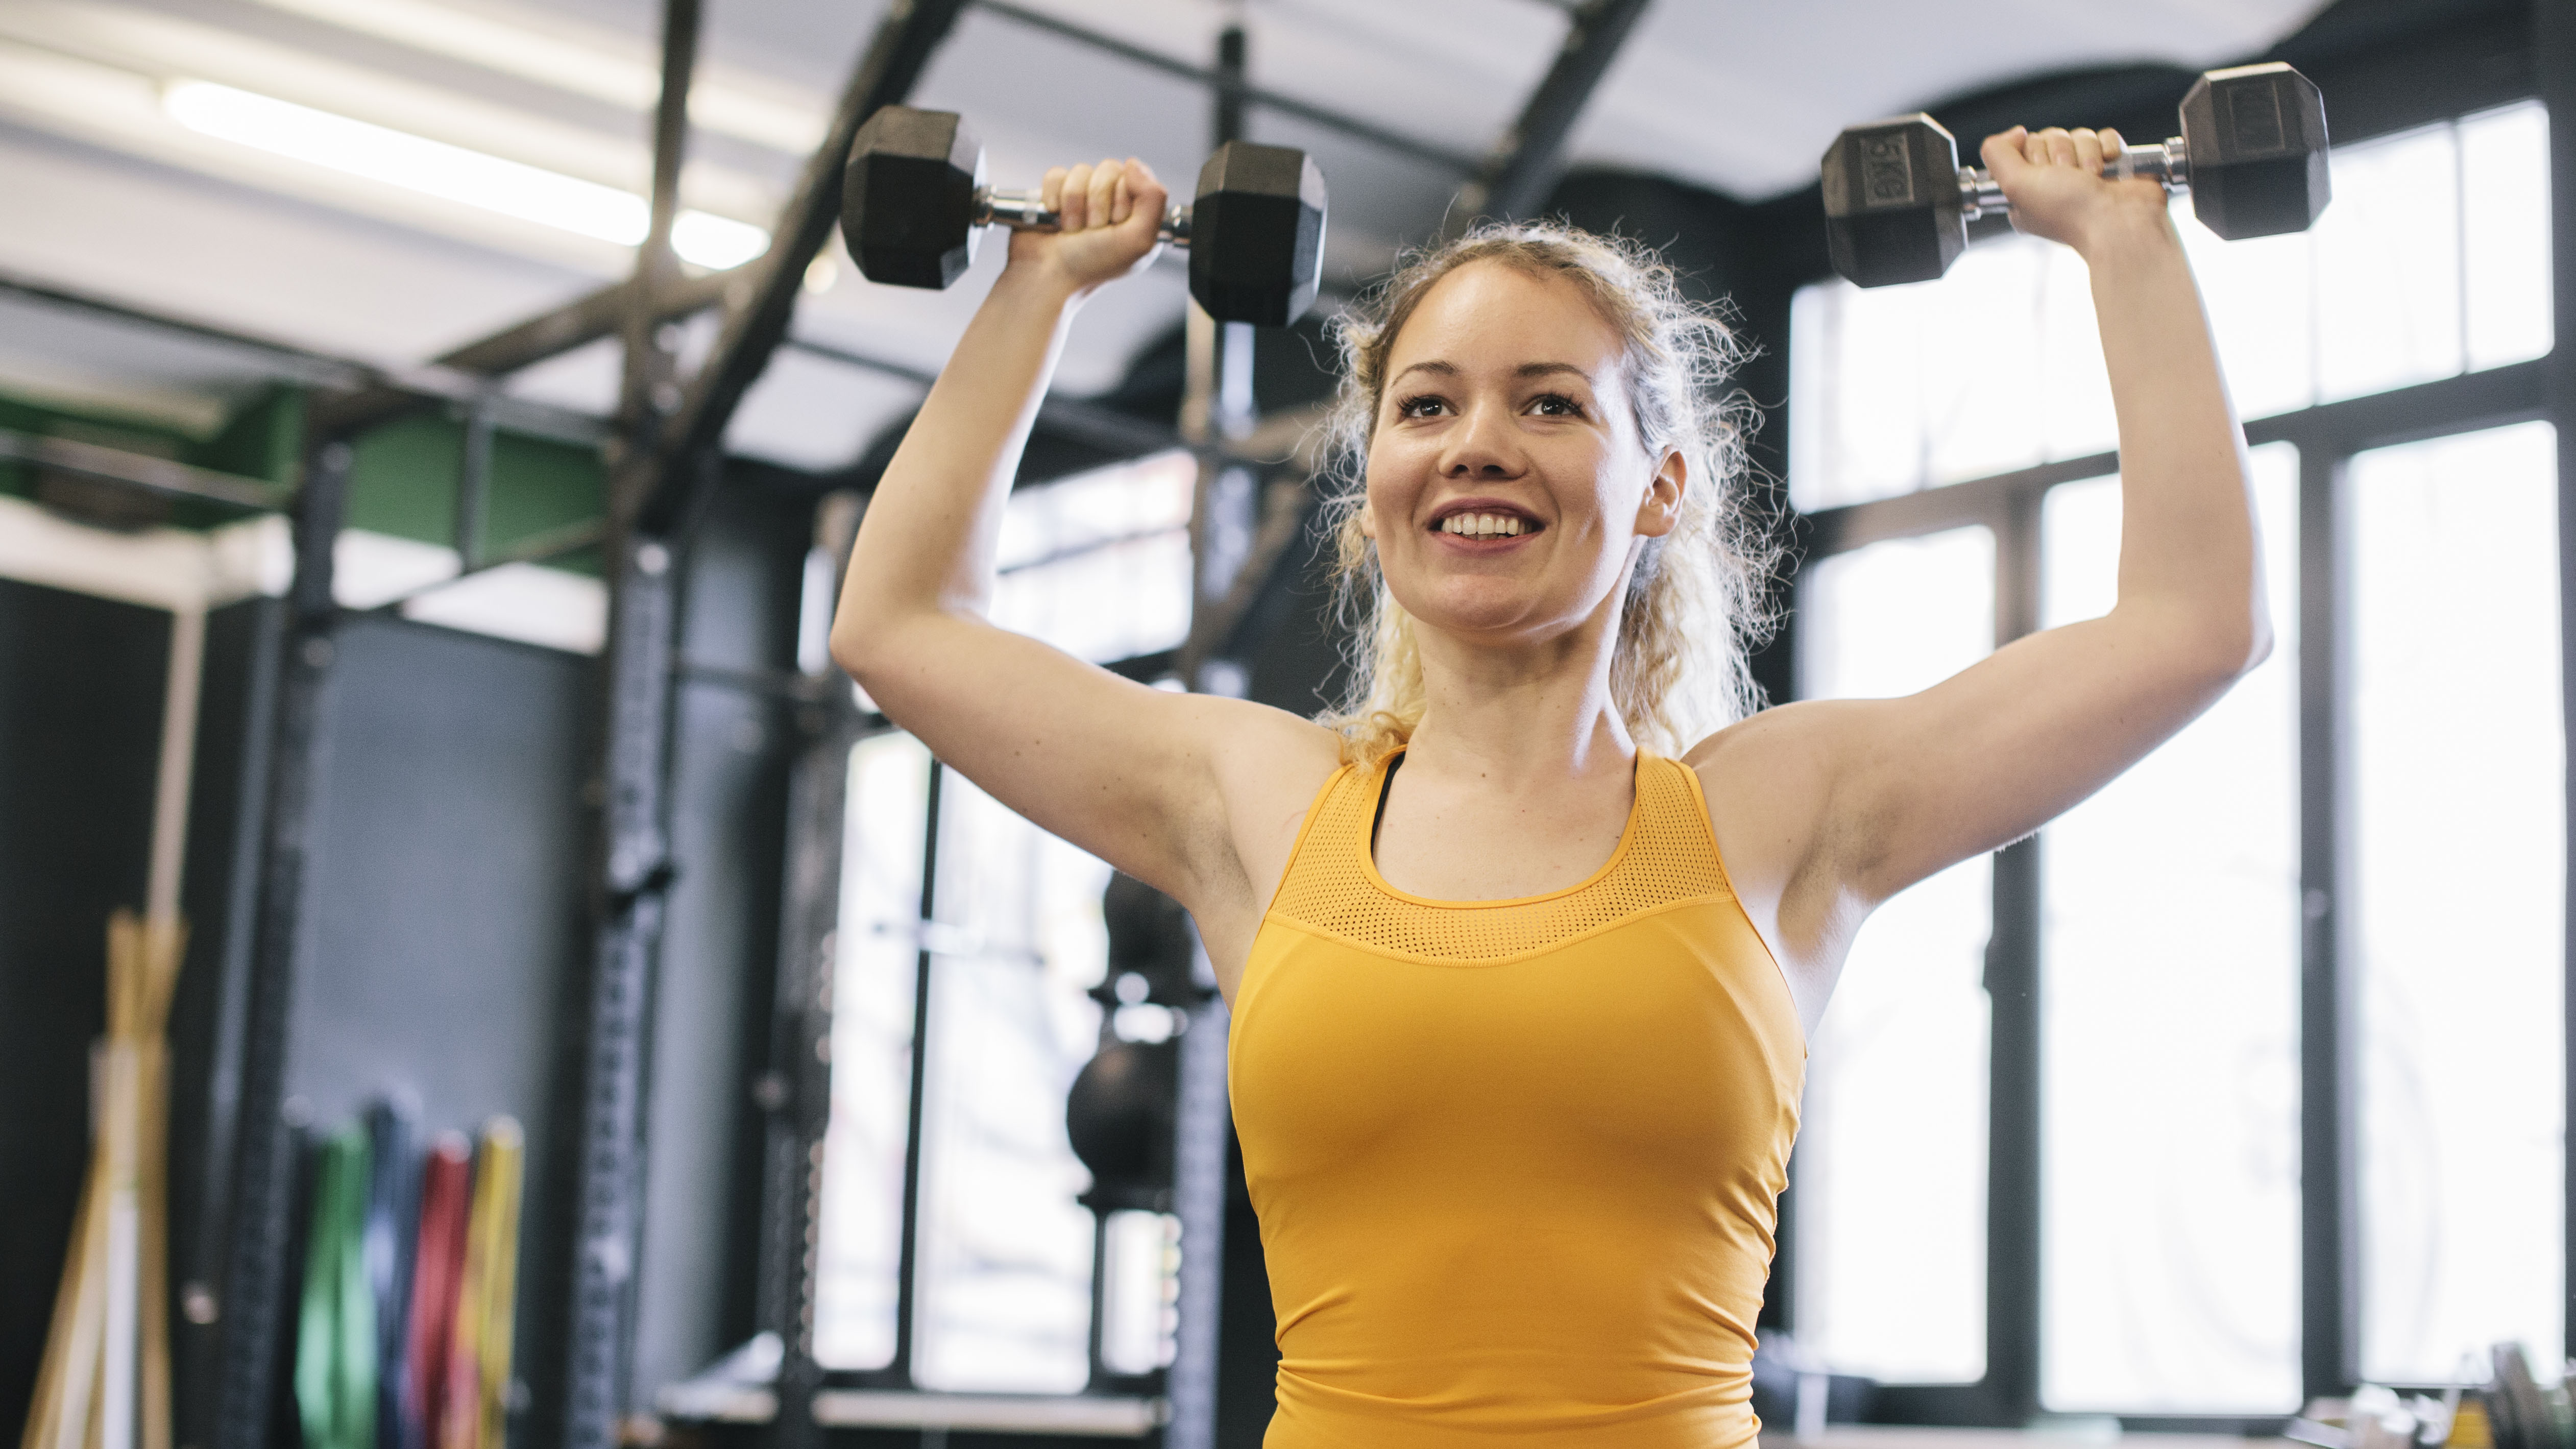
left=1399, top=584, right=1574, bottom=643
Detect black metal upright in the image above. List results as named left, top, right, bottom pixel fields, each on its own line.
left=209, top=438, right=352, bottom=1449
left=1982, top=492, right=2044, bottom=1426
left=754, top=496, right=863, bottom=1449
left=556, top=3, right=968, bottom=1447
left=1447, top=0, right=1652, bottom=228
left=555, top=7, right=701, bottom=1446
left=2538, top=0, right=2576, bottom=1374
left=2297, top=438, right=2358, bottom=1405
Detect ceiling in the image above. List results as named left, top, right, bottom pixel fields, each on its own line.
left=0, top=0, right=2329, bottom=475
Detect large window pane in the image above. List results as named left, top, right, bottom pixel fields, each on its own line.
left=1795, top=526, right=1996, bottom=1383
left=910, top=769, right=1114, bottom=1392
left=2460, top=102, right=2554, bottom=372
left=2315, top=123, right=2466, bottom=403
left=1792, top=105, right=2551, bottom=515
left=814, top=733, right=935, bottom=1370
left=991, top=450, right=1195, bottom=665
left=2038, top=446, right=2303, bottom=1412
left=2352, top=422, right=2565, bottom=1382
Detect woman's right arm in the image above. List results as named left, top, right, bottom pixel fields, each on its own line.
left=828, top=158, right=1332, bottom=933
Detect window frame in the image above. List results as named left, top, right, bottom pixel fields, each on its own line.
left=1788, top=348, right=2553, bottom=1429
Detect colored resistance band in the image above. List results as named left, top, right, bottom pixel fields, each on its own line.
left=364, top=1099, right=419, bottom=1449
left=403, top=1134, right=472, bottom=1449
left=294, top=1128, right=376, bottom=1449
left=442, top=1119, right=525, bottom=1449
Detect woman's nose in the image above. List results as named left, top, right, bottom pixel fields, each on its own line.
left=1439, top=403, right=1522, bottom=477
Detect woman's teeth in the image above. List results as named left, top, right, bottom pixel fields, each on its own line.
left=1437, top=512, right=1526, bottom=538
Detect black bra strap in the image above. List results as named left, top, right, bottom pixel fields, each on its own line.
left=1369, top=750, right=1405, bottom=851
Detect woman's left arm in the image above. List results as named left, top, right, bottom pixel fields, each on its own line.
left=1798, top=124, right=2275, bottom=906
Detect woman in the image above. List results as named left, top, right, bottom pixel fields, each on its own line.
left=833, top=124, right=2268, bottom=1446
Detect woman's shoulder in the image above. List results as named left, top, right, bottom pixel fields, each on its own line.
left=1678, top=699, right=1871, bottom=879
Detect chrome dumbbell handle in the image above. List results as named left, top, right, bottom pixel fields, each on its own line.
left=975, top=187, right=1195, bottom=246
left=1956, top=136, right=2192, bottom=222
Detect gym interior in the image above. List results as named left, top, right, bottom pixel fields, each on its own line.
left=2, top=1, right=2570, bottom=1448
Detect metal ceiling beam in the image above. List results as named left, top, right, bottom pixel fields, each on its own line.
left=635, top=0, right=970, bottom=532
left=1451, top=0, right=1654, bottom=225
left=972, top=0, right=1477, bottom=172
left=780, top=335, right=1188, bottom=461
left=0, top=271, right=611, bottom=448
left=306, top=270, right=737, bottom=439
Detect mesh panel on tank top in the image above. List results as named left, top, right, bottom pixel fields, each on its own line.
left=1269, top=754, right=1732, bottom=962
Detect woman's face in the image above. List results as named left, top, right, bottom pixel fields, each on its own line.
left=1362, top=260, right=1684, bottom=653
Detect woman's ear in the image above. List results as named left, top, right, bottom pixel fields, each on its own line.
left=1634, top=448, right=1687, bottom=539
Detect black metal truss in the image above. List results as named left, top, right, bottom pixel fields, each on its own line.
left=971, top=0, right=1476, bottom=172
left=1450, top=0, right=1653, bottom=225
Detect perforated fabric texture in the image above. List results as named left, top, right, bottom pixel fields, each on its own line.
left=1270, top=754, right=1732, bottom=962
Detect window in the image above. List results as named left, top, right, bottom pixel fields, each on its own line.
left=1795, top=526, right=1997, bottom=1385
left=810, top=452, right=1198, bottom=1388
left=1786, top=96, right=2558, bottom=1418
left=992, top=450, right=1196, bottom=665
left=909, top=769, right=1112, bottom=1392
left=2350, top=422, right=2565, bottom=1383
left=2037, top=447, right=2303, bottom=1413
left=814, top=731, right=931, bottom=1371
left=1789, top=101, right=2554, bottom=515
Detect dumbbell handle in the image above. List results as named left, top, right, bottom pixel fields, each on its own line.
left=976, top=187, right=1196, bottom=247
left=1957, top=136, right=2190, bottom=222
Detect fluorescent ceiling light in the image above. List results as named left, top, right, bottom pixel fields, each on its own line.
left=162, top=80, right=767, bottom=269
left=242, top=0, right=824, bottom=154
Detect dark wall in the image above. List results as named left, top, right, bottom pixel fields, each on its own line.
left=0, top=578, right=172, bottom=1438
left=286, top=610, right=595, bottom=1445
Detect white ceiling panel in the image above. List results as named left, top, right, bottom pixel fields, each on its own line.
left=0, top=0, right=2335, bottom=473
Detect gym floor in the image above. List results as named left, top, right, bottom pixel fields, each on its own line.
left=1, top=3, right=2569, bottom=1449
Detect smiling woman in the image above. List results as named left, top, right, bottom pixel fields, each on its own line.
left=829, top=125, right=2273, bottom=1446
left=1309, top=222, right=1776, bottom=766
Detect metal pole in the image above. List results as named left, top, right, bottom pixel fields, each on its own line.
left=756, top=494, right=864, bottom=1449
left=970, top=0, right=1475, bottom=173
left=557, top=3, right=700, bottom=1444
left=456, top=397, right=494, bottom=572
left=2535, top=0, right=2576, bottom=1371
left=1982, top=494, right=2042, bottom=1424
left=2297, top=443, right=2359, bottom=1402
left=1163, top=24, right=1250, bottom=1449
left=1447, top=0, right=1652, bottom=229
left=208, top=437, right=352, bottom=1449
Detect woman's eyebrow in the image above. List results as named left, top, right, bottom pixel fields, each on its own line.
left=1389, top=359, right=1596, bottom=386
left=1516, top=361, right=1595, bottom=383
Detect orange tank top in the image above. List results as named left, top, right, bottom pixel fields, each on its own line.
left=1230, top=750, right=1806, bottom=1448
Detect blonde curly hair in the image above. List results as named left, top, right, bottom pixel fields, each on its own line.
left=1314, top=220, right=1777, bottom=764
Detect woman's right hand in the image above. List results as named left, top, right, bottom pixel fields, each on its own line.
left=1011, top=157, right=1169, bottom=300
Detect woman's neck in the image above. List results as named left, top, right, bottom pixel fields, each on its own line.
left=1403, top=620, right=1636, bottom=787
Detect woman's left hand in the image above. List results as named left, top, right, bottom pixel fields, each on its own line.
left=1980, top=125, right=2169, bottom=257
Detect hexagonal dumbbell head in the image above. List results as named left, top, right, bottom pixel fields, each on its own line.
left=1821, top=114, right=1968, bottom=288
left=842, top=106, right=986, bottom=289
left=2181, top=62, right=2330, bottom=240
left=1188, top=141, right=1327, bottom=327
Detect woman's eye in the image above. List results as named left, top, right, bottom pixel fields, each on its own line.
left=1528, top=393, right=1586, bottom=417
left=1396, top=395, right=1448, bottom=418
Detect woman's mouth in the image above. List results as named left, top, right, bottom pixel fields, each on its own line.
left=1428, top=508, right=1541, bottom=540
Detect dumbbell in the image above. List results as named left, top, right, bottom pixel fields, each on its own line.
left=842, top=105, right=1328, bottom=326
left=1820, top=62, right=2331, bottom=288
